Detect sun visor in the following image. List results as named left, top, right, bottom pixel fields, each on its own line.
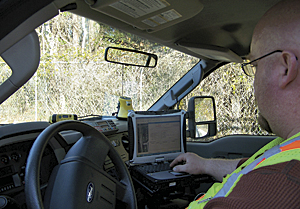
left=178, top=42, right=243, bottom=63
left=86, top=0, right=203, bottom=33
left=0, top=31, right=40, bottom=105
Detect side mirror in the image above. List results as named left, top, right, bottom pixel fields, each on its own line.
left=187, top=96, right=217, bottom=138
left=104, top=47, right=158, bottom=68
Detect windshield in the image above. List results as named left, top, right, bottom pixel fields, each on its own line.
left=0, top=12, right=199, bottom=123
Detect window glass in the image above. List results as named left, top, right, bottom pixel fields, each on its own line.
left=0, top=57, right=12, bottom=85
left=183, top=63, right=271, bottom=142
left=0, top=13, right=198, bottom=123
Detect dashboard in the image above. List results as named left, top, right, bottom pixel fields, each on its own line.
left=0, top=117, right=208, bottom=209
left=0, top=118, right=129, bottom=208
left=0, top=139, right=57, bottom=193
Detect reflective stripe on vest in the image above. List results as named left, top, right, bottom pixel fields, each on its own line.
left=212, top=137, right=300, bottom=200
left=194, top=136, right=300, bottom=206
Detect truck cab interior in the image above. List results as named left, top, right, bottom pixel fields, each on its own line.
left=0, top=0, right=280, bottom=208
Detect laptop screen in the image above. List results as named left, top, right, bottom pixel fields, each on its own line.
left=136, top=115, right=181, bottom=157
left=128, top=110, right=186, bottom=164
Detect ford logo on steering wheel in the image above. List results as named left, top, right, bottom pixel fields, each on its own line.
left=86, top=182, right=95, bottom=203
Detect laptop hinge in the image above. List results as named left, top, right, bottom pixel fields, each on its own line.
left=155, top=157, right=165, bottom=163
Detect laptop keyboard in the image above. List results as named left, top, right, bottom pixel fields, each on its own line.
left=135, top=162, right=171, bottom=174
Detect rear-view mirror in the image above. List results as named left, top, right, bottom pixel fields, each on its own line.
left=105, top=47, right=158, bottom=68
left=188, top=96, right=217, bottom=138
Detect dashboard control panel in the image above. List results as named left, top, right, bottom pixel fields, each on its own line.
left=0, top=140, right=57, bottom=195
left=0, top=141, right=31, bottom=193
left=82, top=119, right=119, bottom=135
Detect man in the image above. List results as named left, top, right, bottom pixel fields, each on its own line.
left=170, top=0, right=300, bottom=208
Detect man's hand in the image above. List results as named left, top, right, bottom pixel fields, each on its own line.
left=170, top=152, right=242, bottom=181
left=170, top=152, right=207, bottom=175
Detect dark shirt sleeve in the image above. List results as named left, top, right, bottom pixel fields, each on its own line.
left=204, top=160, right=300, bottom=209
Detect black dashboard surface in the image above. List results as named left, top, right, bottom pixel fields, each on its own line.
left=0, top=119, right=129, bottom=208
left=0, top=122, right=62, bottom=208
left=0, top=118, right=201, bottom=209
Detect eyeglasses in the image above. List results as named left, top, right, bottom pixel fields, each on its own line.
left=241, top=50, right=283, bottom=77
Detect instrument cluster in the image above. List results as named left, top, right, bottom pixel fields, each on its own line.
left=0, top=140, right=58, bottom=195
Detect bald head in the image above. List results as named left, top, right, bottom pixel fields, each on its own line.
left=251, top=0, right=300, bottom=139
left=252, top=0, right=300, bottom=54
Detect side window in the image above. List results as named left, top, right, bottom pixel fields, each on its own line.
left=184, top=63, right=270, bottom=141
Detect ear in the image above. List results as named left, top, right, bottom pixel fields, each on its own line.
left=279, top=51, right=299, bottom=89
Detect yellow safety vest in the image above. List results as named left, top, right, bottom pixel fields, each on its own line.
left=187, top=133, right=300, bottom=209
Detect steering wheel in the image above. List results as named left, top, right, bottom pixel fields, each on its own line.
left=25, top=120, right=137, bottom=209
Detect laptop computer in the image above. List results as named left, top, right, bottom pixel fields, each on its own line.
left=128, top=110, right=191, bottom=187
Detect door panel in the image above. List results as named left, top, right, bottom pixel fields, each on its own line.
left=187, top=135, right=276, bottom=159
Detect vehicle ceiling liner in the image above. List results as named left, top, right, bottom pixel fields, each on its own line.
left=177, top=42, right=243, bottom=63
left=0, top=0, right=53, bottom=40
left=86, top=0, right=204, bottom=33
